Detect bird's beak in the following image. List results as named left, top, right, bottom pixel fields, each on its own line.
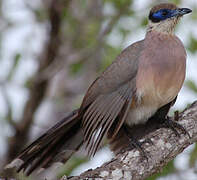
left=172, top=8, right=192, bottom=17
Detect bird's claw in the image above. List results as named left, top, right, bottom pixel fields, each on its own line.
left=125, top=136, right=154, bottom=161
left=160, top=116, right=190, bottom=138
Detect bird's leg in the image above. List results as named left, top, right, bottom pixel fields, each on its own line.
left=123, top=126, right=152, bottom=159
left=174, top=110, right=179, bottom=122
left=159, top=114, right=190, bottom=138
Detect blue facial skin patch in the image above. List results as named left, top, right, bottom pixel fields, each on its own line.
left=152, top=9, right=177, bottom=21
left=149, top=8, right=183, bottom=23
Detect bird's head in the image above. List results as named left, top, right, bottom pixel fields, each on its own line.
left=147, top=3, right=192, bottom=34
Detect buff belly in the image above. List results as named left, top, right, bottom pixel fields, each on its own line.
left=125, top=104, right=158, bottom=126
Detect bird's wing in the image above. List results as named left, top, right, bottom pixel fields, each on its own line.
left=80, top=40, right=144, bottom=156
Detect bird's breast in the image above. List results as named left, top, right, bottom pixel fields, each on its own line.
left=125, top=33, right=186, bottom=127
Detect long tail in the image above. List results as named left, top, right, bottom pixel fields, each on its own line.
left=5, top=109, right=83, bottom=175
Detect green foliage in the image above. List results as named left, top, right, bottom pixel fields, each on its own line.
left=33, top=8, right=48, bottom=23
left=104, top=0, right=133, bottom=9
left=17, top=172, right=32, bottom=180
left=70, top=61, right=84, bottom=75
left=63, top=14, right=80, bottom=40
left=119, top=27, right=131, bottom=40
left=79, top=0, right=87, bottom=9
left=104, top=0, right=134, bottom=16
left=24, top=77, right=33, bottom=89
left=189, top=143, right=197, bottom=167
left=187, top=35, right=197, bottom=54
left=169, top=0, right=181, bottom=5
left=141, top=17, right=148, bottom=27
left=57, top=156, right=88, bottom=178
left=7, top=53, right=21, bottom=81
left=186, top=80, right=197, bottom=94
left=191, top=8, right=197, bottom=20
left=101, top=44, right=122, bottom=71
left=147, top=160, right=175, bottom=180
left=83, top=22, right=101, bottom=48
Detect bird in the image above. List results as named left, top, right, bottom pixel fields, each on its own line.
left=6, top=3, right=192, bottom=176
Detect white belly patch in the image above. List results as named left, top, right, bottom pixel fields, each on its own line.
left=125, top=105, right=158, bottom=126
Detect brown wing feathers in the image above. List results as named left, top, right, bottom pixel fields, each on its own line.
left=83, top=83, right=134, bottom=156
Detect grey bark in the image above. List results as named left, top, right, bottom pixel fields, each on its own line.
left=64, top=101, right=197, bottom=180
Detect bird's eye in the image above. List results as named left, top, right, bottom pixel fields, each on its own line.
left=149, top=9, right=171, bottom=23
left=162, top=10, right=168, bottom=16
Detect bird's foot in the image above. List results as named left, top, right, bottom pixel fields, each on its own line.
left=159, top=116, right=190, bottom=138
left=128, top=137, right=153, bottom=160
left=123, top=126, right=152, bottom=159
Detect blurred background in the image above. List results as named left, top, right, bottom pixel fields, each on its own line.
left=0, top=0, right=197, bottom=179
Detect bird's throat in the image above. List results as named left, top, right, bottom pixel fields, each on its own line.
left=147, top=17, right=180, bottom=34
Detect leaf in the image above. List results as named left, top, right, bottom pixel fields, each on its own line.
left=186, top=80, right=197, bottom=94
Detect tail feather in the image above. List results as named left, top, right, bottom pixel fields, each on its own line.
left=5, top=109, right=83, bottom=175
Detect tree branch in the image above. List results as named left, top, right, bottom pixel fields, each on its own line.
left=66, top=101, right=197, bottom=180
